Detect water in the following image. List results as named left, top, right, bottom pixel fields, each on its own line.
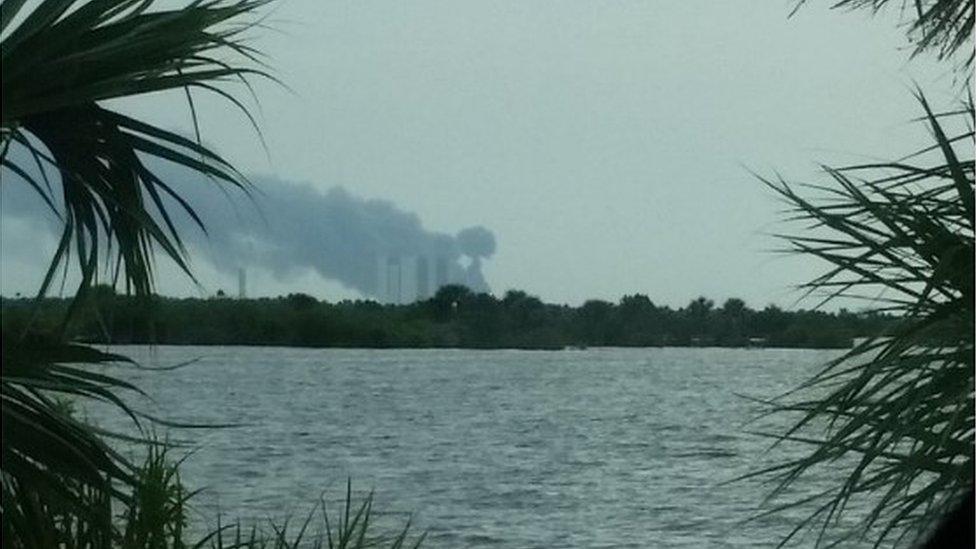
left=87, top=346, right=861, bottom=548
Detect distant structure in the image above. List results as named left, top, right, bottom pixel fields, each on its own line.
left=237, top=267, right=247, bottom=299
left=376, top=254, right=456, bottom=304
left=385, top=256, right=402, bottom=304
left=435, top=256, right=449, bottom=292
left=416, top=256, right=431, bottom=300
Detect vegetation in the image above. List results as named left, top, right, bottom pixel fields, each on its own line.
left=1, top=0, right=971, bottom=547
left=809, top=0, right=974, bottom=70
left=1, top=0, right=421, bottom=547
left=745, top=0, right=975, bottom=544
left=746, top=1, right=974, bottom=546
left=0, top=0, right=265, bottom=543
left=750, top=67, right=974, bottom=549
left=3, top=286, right=896, bottom=350
left=2, top=337, right=424, bottom=548
left=10, top=428, right=422, bottom=549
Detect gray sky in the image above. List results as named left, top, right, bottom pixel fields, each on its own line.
left=0, top=1, right=959, bottom=307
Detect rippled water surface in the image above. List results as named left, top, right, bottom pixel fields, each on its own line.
left=89, top=346, right=858, bottom=548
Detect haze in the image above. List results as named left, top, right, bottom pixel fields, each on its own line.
left=0, top=1, right=954, bottom=307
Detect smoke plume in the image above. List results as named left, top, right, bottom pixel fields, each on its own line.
left=0, top=154, right=496, bottom=299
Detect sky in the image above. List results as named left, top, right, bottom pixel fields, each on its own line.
left=0, top=1, right=962, bottom=308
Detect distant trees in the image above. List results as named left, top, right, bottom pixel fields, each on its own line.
left=286, top=292, right=319, bottom=310
left=428, top=284, right=472, bottom=321
left=721, top=298, right=746, bottom=317
left=2, top=288, right=895, bottom=351
left=619, top=294, right=655, bottom=317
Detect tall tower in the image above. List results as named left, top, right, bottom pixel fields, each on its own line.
left=434, top=256, right=449, bottom=293
left=400, top=256, right=417, bottom=304
left=375, top=255, right=386, bottom=302
left=416, top=256, right=431, bottom=300
left=386, top=256, right=402, bottom=304
left=237, top=268, right=247, bottom=299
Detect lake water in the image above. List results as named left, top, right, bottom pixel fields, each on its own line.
left=87, top=346, right=866, bottom=548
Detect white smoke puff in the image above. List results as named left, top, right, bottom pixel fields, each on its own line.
left=456, top=226, right=496, bottom=258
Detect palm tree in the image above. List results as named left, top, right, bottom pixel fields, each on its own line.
left=751, top=95, right=974, bottom=547
left=749, top=3, right=974, bottom=545
left=799, top=0, right=974, bottom=70
left=1, top=0, right=270, bottom=544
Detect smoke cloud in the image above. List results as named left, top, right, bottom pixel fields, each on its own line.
left=456, top=226, right=496, bottom=258
left=0, top=153, right=496, bottom=299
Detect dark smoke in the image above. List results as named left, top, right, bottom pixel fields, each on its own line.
left=457, top=226, right=496, bottom=258
left=0, top=153, right=496, bottom=298
left=455, top=225, right=496, bottom=292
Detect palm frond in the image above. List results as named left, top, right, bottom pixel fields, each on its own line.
left=795, top=0, right=974, bottom=70
left=756, top=94, right=974, bottom=546
left=1, top=1, right=273, bottom=545
left=205, top=480, right=427, bottom=549
left=0, top=0, right=273, bottom=303
left=1, top=336, right=140, bottom=547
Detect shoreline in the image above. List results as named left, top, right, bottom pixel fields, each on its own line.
left=84, top=341, right=852, bottom=351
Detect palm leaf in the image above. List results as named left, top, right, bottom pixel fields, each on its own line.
left=1, top=0, right=272, bottom=545
left=754, top=94, right=974, bottom=547
left=795, top=0, right=974, bottom=70
left=1, top=0, right=272, bottom=301
left=1, top=336, right=141, bottom=547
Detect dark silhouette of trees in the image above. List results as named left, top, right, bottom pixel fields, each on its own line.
left=2, top=286, right=895, bottom=351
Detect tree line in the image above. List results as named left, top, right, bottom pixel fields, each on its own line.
left=2, top=284, right=895, bottom=349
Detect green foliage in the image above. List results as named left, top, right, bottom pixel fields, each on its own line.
left=752, top=95, right=974, bottom=547
left=0, top=0, right=272, bottom=544
left=1, top=337, right=139, bottom=547
left=6, top=432, right=422, bottom=549
left=120, top=441, right=194, bottom=549
left=205, top=481, right=424, bottom=549
left=2, top=288, right=895, bottom=350
left=801, top=0, right=974, bottom=68
left=0, top=0, right=271, bottom=304
left=0, top=0, right=426, bottom=547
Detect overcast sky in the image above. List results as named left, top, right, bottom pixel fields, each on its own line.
left=0, top=1, right=959, bottom=307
